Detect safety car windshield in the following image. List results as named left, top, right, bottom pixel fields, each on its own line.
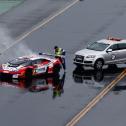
left=87, top=42, right=110, bottom=51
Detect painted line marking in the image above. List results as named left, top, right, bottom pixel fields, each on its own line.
left=1, top=0, right=79, bottom=55
left=66, top=69, right=126, bottom=126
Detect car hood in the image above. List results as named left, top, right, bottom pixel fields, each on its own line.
left=2, top=63, right=23, bottom=71
left=75, top=49, right=102, bottom=56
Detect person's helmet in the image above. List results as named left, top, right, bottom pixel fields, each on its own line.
left=54, top=46, right=58, bottom=49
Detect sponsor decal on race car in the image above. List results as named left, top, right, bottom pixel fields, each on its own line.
left=3, top=70, right=9, bottom=73
left=35, top=66, right=47, bottom=73
left=12, top=74, right=19, bottom=79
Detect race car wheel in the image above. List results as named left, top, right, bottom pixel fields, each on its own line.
left=94, top=59, right=104, bottom=70
left=25, top=68, right=33, bottom=79
left=0, top=73, right=3, bottom=78
left=53, top=65, right=61, bottom=75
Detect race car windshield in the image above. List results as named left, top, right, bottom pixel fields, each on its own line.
left=8, top=58, right=31, bottom=67
left=87, top=42, right=110, bottom=51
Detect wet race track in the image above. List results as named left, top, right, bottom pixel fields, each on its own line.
left=0, top=0, right=126, bottom=126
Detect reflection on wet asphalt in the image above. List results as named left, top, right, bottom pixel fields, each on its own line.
left=0, top=64, right=125, bottom=100
left=0, top=72, right=66, bottom=99
left=72, top=65, right=125, bottom=91
left=0, top=61, right=126, bottom=126
left=76, top=66, right=126, bottom=126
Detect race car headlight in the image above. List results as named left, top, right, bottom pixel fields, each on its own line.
left=86, top=55, right=96, bottom=58
left=1, top=64, right=6, bottom=69
left=48, top=63, right=53, bottom=68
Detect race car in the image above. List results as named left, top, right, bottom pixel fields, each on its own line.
left=0, top=53, right=62, bottom=79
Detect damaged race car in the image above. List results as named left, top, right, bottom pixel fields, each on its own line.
left=0, top=53, right=62, bottom=79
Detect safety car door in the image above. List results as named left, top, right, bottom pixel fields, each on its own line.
left=105, top=44, right=120, bottom=64
left=117, top=43, right=126, bottom=62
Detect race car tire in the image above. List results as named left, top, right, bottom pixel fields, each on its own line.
left=0, top=73, right=3, bottom=78
left=53, top=65, right=61, bottom=75
left=25, top=68, right=33, bottom=80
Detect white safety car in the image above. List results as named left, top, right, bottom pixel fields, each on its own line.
left=74, top=37, right=126, bottom=70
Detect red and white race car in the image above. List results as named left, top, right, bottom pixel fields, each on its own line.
left=0, top=53, right=62, bottom=79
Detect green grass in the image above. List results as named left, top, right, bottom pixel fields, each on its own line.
left=0, top=0, right=23, bottom=15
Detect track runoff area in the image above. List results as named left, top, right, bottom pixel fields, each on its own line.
left=0, top=0, right=80, bottom=55
left=1, top=0, right=126, bottom=125
left=0, top=0, right=23, bottom=15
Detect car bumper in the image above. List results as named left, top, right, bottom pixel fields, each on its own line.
left=73, top=60, right=94, bottom=66
left=0, top=70, right=22, bottom=79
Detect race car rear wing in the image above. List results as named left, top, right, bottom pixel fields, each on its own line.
left=39, top=52, right=54, bottom=56
left=39, top=52, right=65, bottom=58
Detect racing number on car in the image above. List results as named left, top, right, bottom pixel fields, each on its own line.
left=35, top=66, right=47, bottom=73
left=111, top=55, right=116, bottom=60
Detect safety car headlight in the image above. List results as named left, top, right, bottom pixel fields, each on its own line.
left=86, top=55, right=96, bottom=58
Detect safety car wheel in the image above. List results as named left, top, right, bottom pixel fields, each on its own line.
left=94, top=59, right=103, bottom=70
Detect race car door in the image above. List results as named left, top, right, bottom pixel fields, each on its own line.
left=32, top=59, right=47, bottom=75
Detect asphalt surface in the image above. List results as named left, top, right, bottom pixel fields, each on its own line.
left=0, top=0, right=23, bottom=15
left=0, top=0, right=126, bottom=126
left=0, top=0, right=75, bottom=38
left=77, top=76, right=126, bottom=126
